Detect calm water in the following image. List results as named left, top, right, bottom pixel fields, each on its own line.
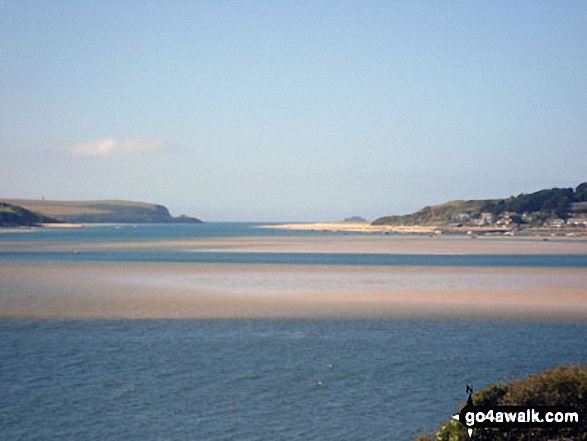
left=2, top=223, right=586, bottom=267
left=0, top=222, right=335, bottom=243
left=1, top=320, right=585, bottom=441
left=1, top=224, right=586, bottom=440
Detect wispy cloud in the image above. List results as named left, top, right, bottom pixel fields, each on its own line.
left=57, top=137, right=164, bottom=157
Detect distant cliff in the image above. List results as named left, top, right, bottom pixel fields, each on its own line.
left=0, top=199, right=203, bottom=224
left=0, top=202, right=59, bottom=226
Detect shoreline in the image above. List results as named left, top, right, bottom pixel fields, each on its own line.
left=2, top=233, right=587, bottom=255
left=40, top=222, right=87, bottom=228
left=0, top=223, right=88, bottom=232
left=258, top=222, right=587, bottom=237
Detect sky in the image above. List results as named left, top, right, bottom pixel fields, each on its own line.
left=1, top=1, right=586, bottom=221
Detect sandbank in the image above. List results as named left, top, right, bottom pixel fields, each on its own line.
left=0, top=223, right=87, bottom=233
left=1, top=263, right=586, bottom=321
left=259, top=222, right=441, bottom=234
left=40, top=223, right=86, bottom=228
left=2, top=234, right=586, bottom=255
left=260, top=222, right=587, bottom=236
left=181, top=235, right=587, bottom=255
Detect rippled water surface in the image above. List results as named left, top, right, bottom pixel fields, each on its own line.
left=1, top=224, right=586, bottom=439
left=1, top=320, right=585, bottom=440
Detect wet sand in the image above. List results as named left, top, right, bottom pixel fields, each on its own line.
left=3, top=234, right=587, bottom=255
left=182, top=235, right=587, bottom=255
left=1, top=263, right=586, bottom=321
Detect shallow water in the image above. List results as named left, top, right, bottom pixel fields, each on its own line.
left=1, top=224, right=586, bottom=439
left=3, top=249, right=587, bottom=267
left=2, top=223, right=586, bottom=267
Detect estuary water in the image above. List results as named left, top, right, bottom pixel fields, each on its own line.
left=2, top=222, right=586, bottom=267
left=0, top=223, right=586, bottom=440
left=1, top=320, right=586, bottom=441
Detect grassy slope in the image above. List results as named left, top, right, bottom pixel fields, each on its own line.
left=372, top=199, right=491, bottom=226
left=373, top=183, right=587, bottom=226
left=0, top=199, right=202, bottom=223
left=0, top=203, right=59, bottom=225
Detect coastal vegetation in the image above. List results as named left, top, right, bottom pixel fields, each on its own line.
left=373, top=183, right=587, bottom=228
left=0, top=199, right=202, bottom=224
left=415, top=365, right=587, bottom=441
left=0, top=202, right=59, bottom=226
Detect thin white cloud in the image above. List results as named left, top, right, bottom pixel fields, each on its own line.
left=57, top=137, right=164, bottom=157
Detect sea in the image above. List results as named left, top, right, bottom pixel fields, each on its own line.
left=1, top=223, right=586, bottom=440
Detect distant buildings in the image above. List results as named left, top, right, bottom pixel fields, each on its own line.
left=567, top=217, right=587, bottom=227
left=543, top=218, right=566, bottom=228
left=451, top=213, right=472, bottom=223
left=446, top=210, right=586, bottom=230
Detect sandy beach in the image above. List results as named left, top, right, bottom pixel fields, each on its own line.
left=0, top=223, right=87, bottom=233
left=259, top=222, right=587, bottom=236
left=259, top=222, right=442, bottom=234
left=1, top=262, right=586, bottom=321
left=40, top=223, right=87, bottom=228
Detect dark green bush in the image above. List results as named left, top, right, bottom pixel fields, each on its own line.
left=416, top=365, right=587, bottom=441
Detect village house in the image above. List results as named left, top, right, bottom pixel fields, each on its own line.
left=567, top=217, right=587, bottom=227
left=543, top=219, right=566, bottom=228
left=476, top=212, right=493, bottom=226
left=451, top=213, right=472, bottom=223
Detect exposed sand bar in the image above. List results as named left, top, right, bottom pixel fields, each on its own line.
left=183, top=235, right=587, bottom=255
left=259, top=222, right=587, bottom=236
left=1, top=263, right=586, bottom=321
left=40, top=223, right=86, bottom=228
left=3, top=234, right=587, bottom=255
left=260, top=222, right=441, bottom=234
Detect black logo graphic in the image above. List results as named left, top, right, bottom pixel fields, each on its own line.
left=451, top=384, right=582, bottom=438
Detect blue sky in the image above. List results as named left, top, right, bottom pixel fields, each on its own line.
left=1, top=1, right=586, bottom=221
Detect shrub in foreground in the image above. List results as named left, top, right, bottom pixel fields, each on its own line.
left=415, top=365, right=586, bottom=441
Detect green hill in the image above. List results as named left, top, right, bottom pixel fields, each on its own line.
left=0, top=199, right=203, bottom=224
left=0, top=203, right=59, bottom=226
left=372, top=199, right=489, bottom=226
left=373, top=183, right=587, bottom=227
